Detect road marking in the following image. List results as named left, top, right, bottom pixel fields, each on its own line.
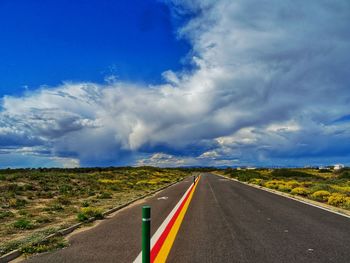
left=133, top=177, right=200, bottom=263
left=153, top=177, right=200, bottom=262
left=157, top=197, right=168, bottom=200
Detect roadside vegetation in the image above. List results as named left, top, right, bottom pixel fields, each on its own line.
left=0, top=167, right=190, bottom=256
left=219, top=167, right=350, bottom=211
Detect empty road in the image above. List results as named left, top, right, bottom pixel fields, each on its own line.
left=26, top=173, right=350, bottom=263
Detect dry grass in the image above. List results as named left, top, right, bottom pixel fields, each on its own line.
left=0, top=167, right=189, bottom=255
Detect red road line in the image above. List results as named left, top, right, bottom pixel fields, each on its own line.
left=150, top=180, right=196, bottom=262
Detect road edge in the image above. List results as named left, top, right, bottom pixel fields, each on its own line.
left=0, top=175, right=192, bottom=263
left=212, top=172, right=350, bottom=219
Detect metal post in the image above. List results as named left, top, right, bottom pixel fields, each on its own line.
left=142, top=206, right=151, bottom=263
left=193, top=175, right=196, bottom=184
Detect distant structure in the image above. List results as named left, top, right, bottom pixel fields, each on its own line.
left=318, top=166, right=330, bottom=170
left=333, top=164, right=344, bottom=170
left=246, top=167, right=256, bottom=170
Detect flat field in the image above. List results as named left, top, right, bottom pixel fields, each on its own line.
left=0, top=167, right=190, bottom=256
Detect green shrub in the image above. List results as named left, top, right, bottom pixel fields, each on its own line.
left=338, top=169, right=350, bottom=179
left=108, top=184, right=121, bottom=191
left=77, top=207, right=103, bottom=222
left=44, top=203, right=64, bottom=212
left=271, top=169, right=313, bottom=178
left=7, top=183, right=20, bottom=192
left=81, top=201, right=90, bottom=207
left=57, top=196, right=72, bottom=205
left=291, top=187, right=309, bottom=196
left=24, top=184, right=35, bottom=191
left=318, top=169, right=331, bottom=173
left=88, top=191, right=96, bottom=196
left=302, top=181, right=314, bottom=187
left=77, top=213, right=89, bottom=222
left=19, top=210, right=30, bottom=216
left=225, top=169, right=265, bottom=182
left=13, top=219, right=34, bottom=229
left=59, top=184, right=73, bottom=194
left=21, top=237, right=67, bottom=255
left=35, top=216, right=52, bottom=224
left=0, top=210, right=14, bottom=219
left=98, top=192, right=112, bottom=199
left=330, top=185, right=350, bottom=195
left=9, top=198, right=27, bottom=208
left=37, top=191, right=54, bottom=198
left=237, top=171, right=262, bottom=182
left=309, top=183, right=333, bottom=193
left=311, top=190, right=331, bottom=202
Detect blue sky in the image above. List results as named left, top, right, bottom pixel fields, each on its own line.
left=0, top=0, right=350, bottom=168
left=0, top=0, right=190, bottom=96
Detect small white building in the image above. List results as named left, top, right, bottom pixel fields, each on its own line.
left=333, top=164, right=344, bottom=170
left=318, top=166, right=330, bottom=170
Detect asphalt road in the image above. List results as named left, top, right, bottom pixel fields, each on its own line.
left=167, top=173, right=350, bottom=263
left=25, top=173, right=350, bottom=263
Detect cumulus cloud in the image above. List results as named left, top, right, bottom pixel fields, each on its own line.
left=1, top=0, right=350, bottom=167
left=137, top=153, right=189, bottom=167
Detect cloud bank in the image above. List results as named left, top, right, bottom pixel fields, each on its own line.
left=1, top=0, right=350, bottom=167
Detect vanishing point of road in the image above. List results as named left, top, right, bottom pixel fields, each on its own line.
left=26, top=173, right=350, bottom=263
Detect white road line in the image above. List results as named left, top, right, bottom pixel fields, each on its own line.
left=133, top=181, right=195, bottom=263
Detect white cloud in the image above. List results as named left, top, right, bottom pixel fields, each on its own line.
left=50, top=157, right=80, bottom=168
left=137, top=153, right=189, bottom=167
left=198, top=151, right=219, bottom=159
left=1, top=0, right=350, bottom=167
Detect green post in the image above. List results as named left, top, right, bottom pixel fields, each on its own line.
left=142, top=206, right=151, bottom=263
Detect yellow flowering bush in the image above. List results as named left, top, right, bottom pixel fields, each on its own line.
left=344, top=197, right=350, bottom=209
left=291, top=187, right=309, bottom=196
left=98, top=179, right=122, bottom=184
left=264, top=180, right=284, bottom=189
left=277, top=184, right=292, bottom=192
left=311, top=190, right=331, bottom=202
left=77, top=207, right=103, bottom=221
left=249, top=178, right=263, bottom=185
left=327, top=193, right=346, bottom=206
left=285, top=180, right=300, bottom=188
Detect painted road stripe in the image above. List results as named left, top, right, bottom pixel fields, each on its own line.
left=153, top=176, right=200, bottom=262
left=133, top=176, right=200, bottom=263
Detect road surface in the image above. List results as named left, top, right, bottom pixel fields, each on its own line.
left=25, top=173, right=350, bottom=263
